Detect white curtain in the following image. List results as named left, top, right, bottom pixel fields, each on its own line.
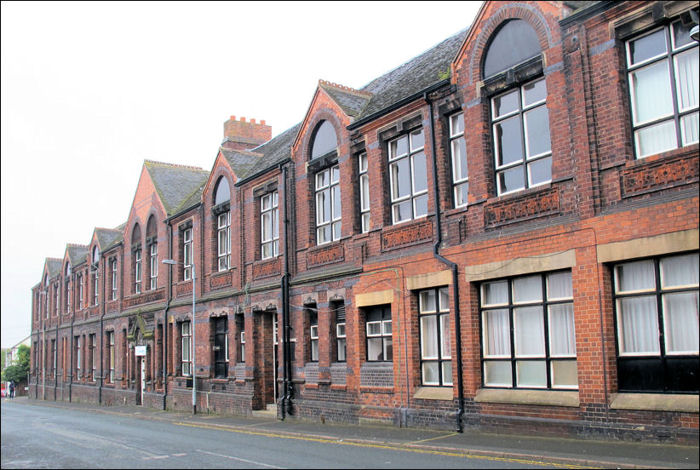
left=514, top=306, right=545, bottom=357
left=547, top=271, right=573, bottom=299
left=484, top=361, right=511, bottom=386
left=632, top=61, right=673, bottom=124
left=440, top=314, right=451, bottom=359
left=661, top=253, right=699, bottom=288
left=483, top=309, right=510, bottom=357
left=548, top=303, right=576, bottom=356
left=482, top=281, right=508, bottom=306
left=617, top=260, right=656, bottom=292
left=637, top=120, right=677, bottom=157
left=663, top=292, right=699, bottom=354
left=516, top=361, right=546, bottom=387
left=513, top=275, right=542, bottom=303
left=618, top=296, right=660, bottom=354
left=675, top=48, right=699, bottom=112
left=421, top=316, right=438, bottom=359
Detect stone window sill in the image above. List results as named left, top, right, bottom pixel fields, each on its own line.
left=475, top=388, right=579, bottom=407
left=413, top=386, right=453, bottom=401
left=609, top=393, right=699, bottom=413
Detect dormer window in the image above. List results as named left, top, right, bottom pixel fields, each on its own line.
left=92, top=246, right=99, bottom=305
left=310, top=121, right=342, bottom=245
left=388, top=129, right=427, bottom=224
left=65, top=263, right=71, bottom=313
left=311, top=120, right=338, bottom=160
left=261, top=191, right=279, bottom=259
left=214, top=177, right=231, bottom=271
left=132, top=224, right=142, bottom=294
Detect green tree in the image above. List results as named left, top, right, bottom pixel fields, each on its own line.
left=2, top=344, right=30, bottom=383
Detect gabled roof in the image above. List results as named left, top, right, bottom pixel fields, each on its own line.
left=66, top=244, right=89, bottom=266
left=319, top=81, right=372, bottom=118
left=94, top=228, right=122, bottom=251
left=221, top=148, right=262, bottom=179
left=143, top=160, right=210, bottom=216
left=236, top=123, right=303, bottom=185
left=355, top=29, right=467, bottom=122
left=45, top=258, right=63, bottom=279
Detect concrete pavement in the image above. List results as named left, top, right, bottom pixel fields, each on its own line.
left=5, top=397, right=698, bottom=469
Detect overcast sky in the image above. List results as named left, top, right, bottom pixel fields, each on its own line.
left=0, top=1, right=483, bottom=348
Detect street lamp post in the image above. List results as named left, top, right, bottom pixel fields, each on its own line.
left=162, top=258, right=196, bottom=414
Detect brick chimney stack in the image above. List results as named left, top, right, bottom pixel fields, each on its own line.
left=223, top=115, right=272, bottom=151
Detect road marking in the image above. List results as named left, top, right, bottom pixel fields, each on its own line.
left=172, top=453, right=187, bottom=457
left=412, top=432, right=459, bottom=444
left=196, top=449, right=284, bottom=468
left=175, top=421, right=599, bottom=469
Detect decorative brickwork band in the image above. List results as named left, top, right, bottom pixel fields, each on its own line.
left=307, top=243, right=344, bottom=269
left=484, top=187, right=560, bottom=227
left=621, top=154, right=699, bottom=198
left=210, top=271, right=232, bottom=290
left=252, top=257, right=281, bottom=280
left=122, top=288, right=165, bottom=309
left=175, top=281, right=193, bottom=297
left=381, top=219, right=434, bottom=251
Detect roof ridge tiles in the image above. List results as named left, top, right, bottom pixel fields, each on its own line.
left=319, top=79, right=373, bottom=97
left=66, top=243, right=88, bottom=247
left=144, top=159, right=206, bottom=172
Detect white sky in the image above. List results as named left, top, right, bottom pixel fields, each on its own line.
left=0, top=1, right=483, bottom=348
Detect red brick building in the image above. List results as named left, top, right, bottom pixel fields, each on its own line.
left=30, top=0, right=698, bottom=442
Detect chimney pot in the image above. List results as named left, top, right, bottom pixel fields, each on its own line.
left=240, top=117, right=246, bottom=122
left=230, top=115, right=235, bottom=120
left=251, top=118, right=256, bottom=124
left=261, top=120, right=266, bottom=125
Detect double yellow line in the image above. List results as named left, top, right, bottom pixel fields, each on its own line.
left=174, top=421, right=598, bottom=469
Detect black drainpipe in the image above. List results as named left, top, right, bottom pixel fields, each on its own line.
left=425, top=91, right=465, bottom=433
left=99, top=254, right=105, bottom=405
left=163, top=220, right=173, bottom=410
left=280, top=163, right=293, bottom=418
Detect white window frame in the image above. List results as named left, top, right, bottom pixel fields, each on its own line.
left=183, top=228, right=193, bottom=281
left=93, top=271, right=99, bottom=306
left=336, top=322, right=346, bottom=363
left=111, top=259, right=117, bottom=300
left=366, top=310, right=392, bottom=362
left=149, top=243, right=158, bottom=290
left=54, top=284, right=59, bottom=315
left=388, top=129, right=428, bottom=224
left=625, top=22, right=699, bottom=158
left=419, top=287, right=453, bottom=387
left=491, top=77, right=552, bottom=196
left=108, top=331, right=115, bottom=383
left=90, top=334, right=97, bottom=381
left=240, top=331, right=246, bottom=363
left=218, top=211, right=231, bottom=271
left=135, top=248, right=142, bottom=294
left=76, top=336, right=82, bottom=379
left=450, top=112, right=468, bottom=208
left=261, top=191, right=280, bottom=259
left=315, top=165, right=342, bottom=245
left=78, top=275, right=84, bottom=310
left=358, top=153, right=370, bottom=233
left=181, top=321, right=191, bottom=376
left=310, top=324, right=319, bottom=362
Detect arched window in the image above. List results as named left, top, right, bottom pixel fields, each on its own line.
left=132, top=224, right=142, bottom=294
left=146, top=215, right=158, bottom=290
left=65, top=263, right=71, bottom=313
left=484, top=20, right=551, bottom=196
left=214, top=177, right=231, bottom=206
left=214, top=177, right=231, bottom=271
left=483, top=19, right=541, bottom=79
left=311, top=121, right=338, bottom=160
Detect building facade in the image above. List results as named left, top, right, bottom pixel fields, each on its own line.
left=30, top=0, right=698, bottom=442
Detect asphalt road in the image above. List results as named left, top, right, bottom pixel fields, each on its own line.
left=2, top=400, right=550, bottom=469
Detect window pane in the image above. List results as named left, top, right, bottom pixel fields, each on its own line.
left=331, top=165, right=340, bottom=184
left=680, top=112, right=699, bottom=145
left=317, top=225, right=330, bottom=244
left=367, top=322, right=381, bottom=336
left=452, top=136, right=468, bottom=180
left=422, top=362, right=439, bottom=385
left=410, top=129, right=424, bottom=150
left=661, top=253, right=699, bottom=288
left=523, top=79, right=546, bottom=107
left=672, top=21, right=694, bottom=50
left=528, top=157, right=552, bottom=186
left=616, top=260, right=656, bottom=292
left=631, top=61, right=673, bottom=124
left=516, top=360, right=546, bottom=387
left=393, top=200, right=412, bottom=223
left=414, top=194, right=428, bottom=218
left=390, top=159, right=411, bottom=199
left=362, top=213, right=370, bottom=233
left=412, top=152, right=427, bottom=193
left=420, top=290, right=436, bottom=312
left=439, top=288, right=449, bottom=311
left=498, top=166, right=525, bottom=194
left=514, top=306, right=545, bottom=356
left=316, top=170, right=328, bottom=189
left=482, top=281, right=508, bottom=306
left=442, top=361, right=453, bottom=386
left=332, top=221, right=341, bottom=240
left=359, top=153, right=368, bottom=172
left=332, top=185, right=341, bottom=219
left=440, top=314, right=451, bottom=358
left=629, top=28, right=667, bottom=65
left=384, top=337, right=393, bottom=361
left=484, top=361, right=512, bottom=386
left=455, top=182, right=469, bottom=207
left=524, top=106, right=551, bottom=158
left=450, top=113, right=464, bottom=136
left=674, top=48, right=699, bottom=112
left=493, top=89, right=519, bottom=118
left=636, top=120, right=677, bottom=158
left=421, top=316, right=438, bottom=359
left=360, top=174, right=370, bottom=211
left=551, top=360, right=578, bottom=388
left=663, top=292, right=699, bottom=354
left=513, top=275, right=542, bottom=303
left=391, top=136, right=408, bottom=158
left=548, top=303, right=576, bottom=357
left=262, top=213, right=271, bottom=240
left=494, top=115, right=523, bottom=166
left=547, top=272, right=573, bottom=300
left=617, top=296, right=660, bottom=354
left=483, top=309, right=510, bottom=357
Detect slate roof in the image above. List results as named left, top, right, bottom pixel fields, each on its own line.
left=46, top=258, right=63, bottom=279
left=67, top=244, right=89, bottom=266
left=562, top=1, right=600, bottom=12
left=236, top=123, right=303, bottom=184
left=144, top=160, right=210, bottom=216
left=320, top=82, right=372, bottom=118
left=95, top=228, right=123, bottom=251
left=355, top=28, right=468, bottom=121
left=221, top=149, right=261, bottom=179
